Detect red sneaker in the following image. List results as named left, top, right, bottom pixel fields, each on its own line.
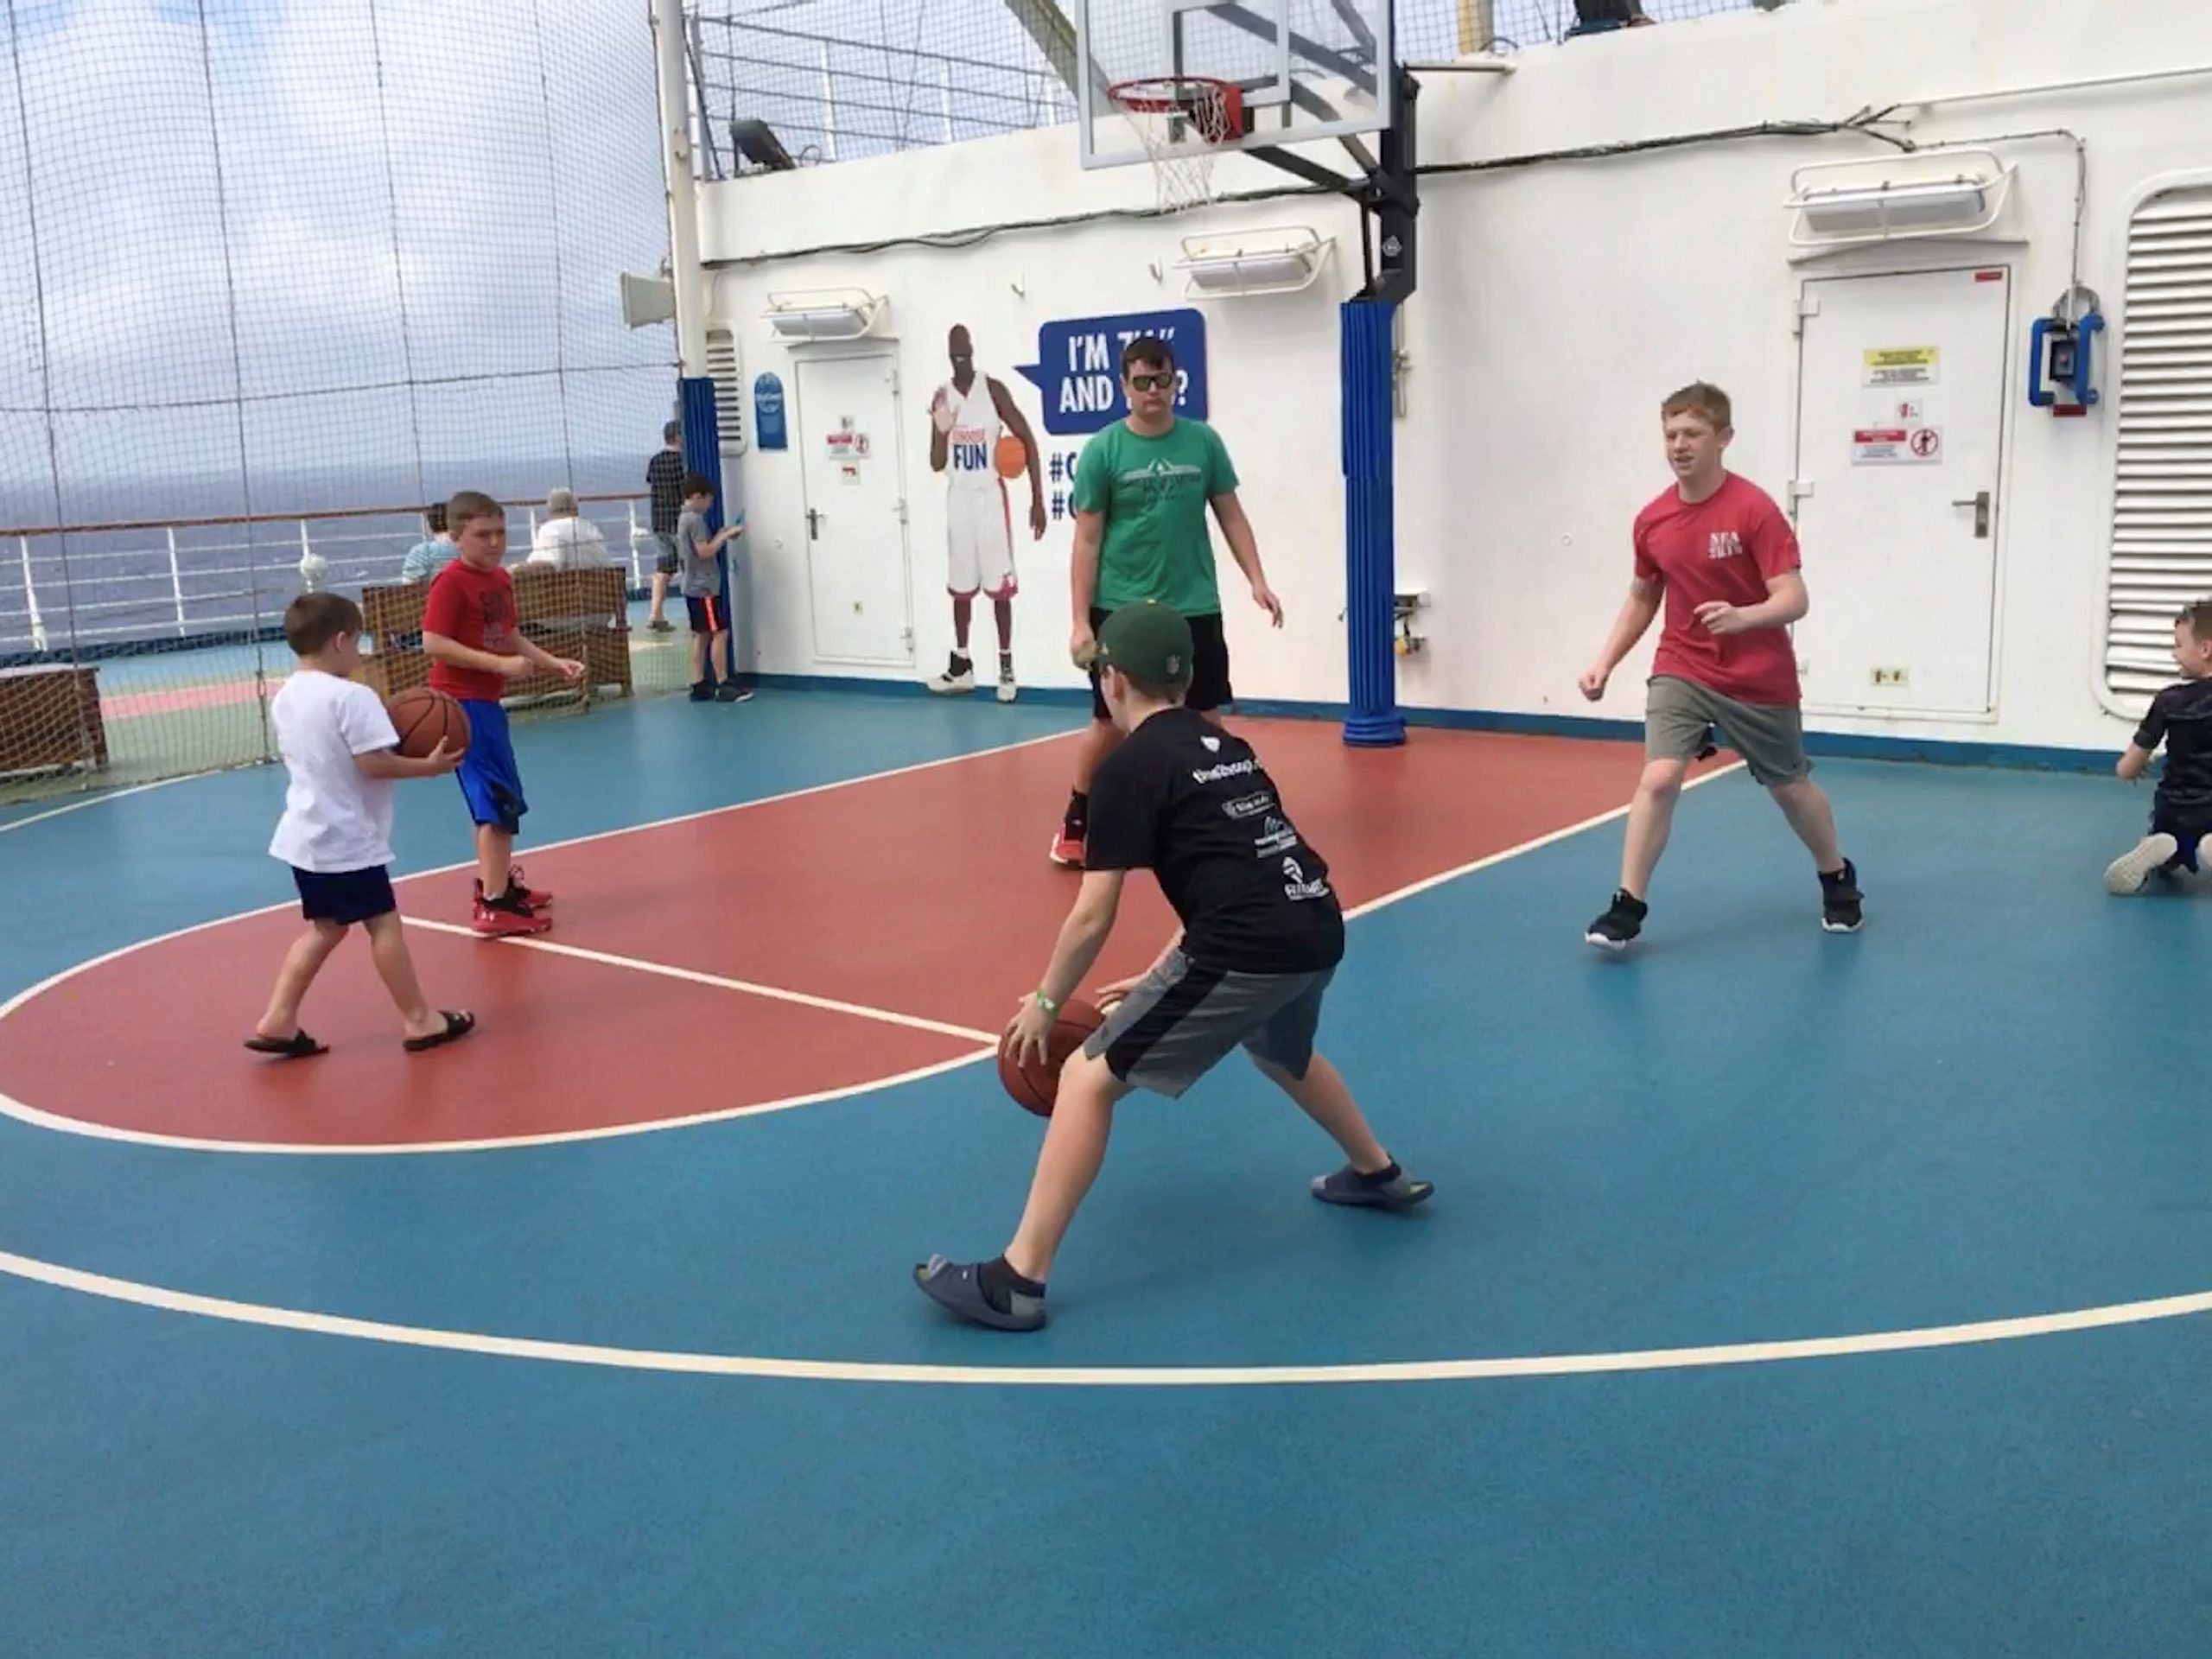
left=471, top=893, right=551, bottom=938
left=507, top=864, right=555, bottom=910
left=1049, top=827, right=1084, bottom=868
left=474, top=871, right=554, bottom=912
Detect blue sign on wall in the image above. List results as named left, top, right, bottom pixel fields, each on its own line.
left=1014, top=308, right=1207, bottom=435
left=753, top=372, right=788, bottom=450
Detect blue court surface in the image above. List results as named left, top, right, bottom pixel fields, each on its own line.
left=3, top=690, right=2209, bottom=1656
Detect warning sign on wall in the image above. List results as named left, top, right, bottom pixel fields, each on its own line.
left=1853, top=425, right=1943, bottom=465
left=1864, top=346, right=1940, bottom=387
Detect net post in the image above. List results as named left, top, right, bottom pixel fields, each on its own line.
left=1340, top=296, right=1404, bottom=747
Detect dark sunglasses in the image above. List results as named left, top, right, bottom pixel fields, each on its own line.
left=1127, top=372, right=1174, bottom=391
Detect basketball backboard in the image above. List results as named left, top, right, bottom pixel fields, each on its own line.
left=1073, top=0, right=1393, bottom=172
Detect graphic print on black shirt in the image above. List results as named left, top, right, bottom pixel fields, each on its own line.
left=1082, top=708, right=1345, bottom=975
left=2137, top=677, right=2212, bottom=815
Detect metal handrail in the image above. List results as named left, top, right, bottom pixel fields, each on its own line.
left=3, top=494, right=656, bottom=653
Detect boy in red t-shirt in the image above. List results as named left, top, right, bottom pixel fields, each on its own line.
left=421, top=490, right=584, bottom=938
left=1577, top=383, right=1861, bottom=950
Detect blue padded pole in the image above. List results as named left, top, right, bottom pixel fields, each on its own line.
left=1340, top=298, right=1405, bottom=747
left=677, top=376, right=728, bottom=683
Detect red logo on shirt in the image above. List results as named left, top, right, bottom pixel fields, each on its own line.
left=1707, top=531, right=1744, bottom=561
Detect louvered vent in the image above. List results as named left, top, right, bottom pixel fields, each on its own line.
left=2107, top=186, right=2212, bottom=700
left=706, top=328, right=747, bottom=454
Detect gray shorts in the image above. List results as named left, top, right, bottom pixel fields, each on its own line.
left=652, top=532, right=680, bottom=576
left=1647, top=674, right=1811, bottom=787
left=1084, top=950, right=1334, bottom=1099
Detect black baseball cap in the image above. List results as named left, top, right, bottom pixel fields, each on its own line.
left=1094, top=601, right=1194, bottom=684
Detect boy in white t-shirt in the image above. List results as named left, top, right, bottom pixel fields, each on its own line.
left=247, top=592, right=476, bottom=1058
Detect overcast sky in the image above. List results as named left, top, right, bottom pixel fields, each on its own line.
left=1, top=0, right=676, bottom=521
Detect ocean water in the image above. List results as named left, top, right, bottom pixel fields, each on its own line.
left=0, top=457, right=660, bottom=652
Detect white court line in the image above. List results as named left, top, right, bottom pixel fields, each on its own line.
left=403, top=917, right=998, bottom=1044
left=0, top=739, right=1732, bottom=1156
left=22, top=751, right=2192, bottom=1390
left=0, top=772, right=212, bottom=836
left=0, top=726, right=1077, bottom=1154
left=3, top=1248, right=2208, bottom=1389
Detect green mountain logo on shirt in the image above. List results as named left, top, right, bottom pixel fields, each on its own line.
left=1118, top=458, right=1206, bottom=505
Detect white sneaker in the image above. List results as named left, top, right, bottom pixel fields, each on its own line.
left=925, top=656, right=976, bottom=696
left=2104, top=833, right=2178, bottom=895
left=996, top=674, right=1018, bottom=704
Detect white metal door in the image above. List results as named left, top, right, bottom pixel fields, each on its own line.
left=1790, top=266, right=2011, bottom=717
left=794, top=353, right=913, bottom=667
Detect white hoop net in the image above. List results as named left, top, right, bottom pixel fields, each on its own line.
left=1109, top=78, right=1241, bottom=213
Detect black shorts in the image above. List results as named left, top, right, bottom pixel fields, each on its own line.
left=2151, top=803, right=2212, bottom=873
left=291, top=865, right=397, bottom=925
left=686, top=594, right=727, bottom=634
left=1088, top=606, right=1230, bottom=721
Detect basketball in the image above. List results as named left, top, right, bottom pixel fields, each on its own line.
left=385, top=685, right=470, bottom=760
left=995, top=434, right=1029, bottom=479
left=998, top=996, right=1106, bottom=1117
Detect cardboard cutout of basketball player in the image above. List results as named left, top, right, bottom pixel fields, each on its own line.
left=927, top=324, right=1047, bottom=703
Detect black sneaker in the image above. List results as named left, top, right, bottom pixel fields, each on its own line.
left=1586, top=889, right=1648, bottom=952
left=714, top=684, right=754, bottom=703
left=688, top=682, right=712, bottom=702
left=1820, top=860, right=1864, bottom=933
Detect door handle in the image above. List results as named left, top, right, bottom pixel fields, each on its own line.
left=805, top=508, right=821, bottom=541
left=1951, top=490, right=1991, bottom=539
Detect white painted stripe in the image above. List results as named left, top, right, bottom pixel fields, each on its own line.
left=1343, top=761, right=1741, bottom=920
left=0, top=727, right=1079, bottom=1151
left=2, top=1246, right=2205, bottom=1388
left=402, top=917, right=998, bottom=1043
left=0, top=772, right=213, bottom=836
left=0, top=1047, right=994, bottom=1157
left=0, top=730, right=1714, bottom=1156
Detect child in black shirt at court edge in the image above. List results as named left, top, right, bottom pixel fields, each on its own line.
left=2107, top=599, right=2212, bottom=894
left=914, top=599, right=1432, bottom=1332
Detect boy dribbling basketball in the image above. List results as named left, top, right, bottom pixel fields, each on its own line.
left=421, top=490, right=583, bottom=937
left=2106, top=599, right=2212, bottom=893
left=247, top=593, right=474, bottom=1058
left=914, top=601, right=1431, bottom=1332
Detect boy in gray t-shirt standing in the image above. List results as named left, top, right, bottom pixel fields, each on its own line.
left=677, top=473, right=750, bottom=704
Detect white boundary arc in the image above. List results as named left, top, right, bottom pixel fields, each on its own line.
left=0, top=728, right=1079, bottom=1154
left=9, top=753, right=2212, bottom=1385
left=3, top=1254, right=2209, bottom=1389
left=0, top=733, right=1737, bottom=1156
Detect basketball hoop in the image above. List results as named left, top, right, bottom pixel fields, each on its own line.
left=1108, top=76, right=1243, bottom=213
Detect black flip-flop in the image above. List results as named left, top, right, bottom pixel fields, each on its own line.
left=244, top=1031, right=327, bottom=1059
left=403, top=1010, right=477, bottom=1052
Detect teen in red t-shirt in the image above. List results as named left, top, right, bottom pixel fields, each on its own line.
left=1577, top=383, right=1861, bottom=950
left=421, top=490, right=583, bottom=937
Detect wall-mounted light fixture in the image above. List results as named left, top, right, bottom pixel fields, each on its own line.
left=763, top=287, right=886, bottom=341
left=1786, top=149, right=2014, bottom=248
left=1174, top=226, right=1334, bottom=297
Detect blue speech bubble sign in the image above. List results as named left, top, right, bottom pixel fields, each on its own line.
left=1014, top=309, right=1207, bottom=436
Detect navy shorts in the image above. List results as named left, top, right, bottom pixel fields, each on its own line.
left=686, top=594, right=727, bottom=634
left=1087, top=606, right=1230, bottom=721
left=456, top=698, right=527, bottom=834
left=292, top=865, right=397, bottom=925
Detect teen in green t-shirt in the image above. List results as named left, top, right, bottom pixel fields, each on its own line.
left=1053, top=335, right=1284, bottom=867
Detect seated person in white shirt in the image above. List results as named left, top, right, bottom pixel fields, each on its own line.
left=528, top=488, right=612, bottom=571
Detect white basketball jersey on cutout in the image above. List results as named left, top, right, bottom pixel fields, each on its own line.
left=944, top=378, right=1002, bottom=493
